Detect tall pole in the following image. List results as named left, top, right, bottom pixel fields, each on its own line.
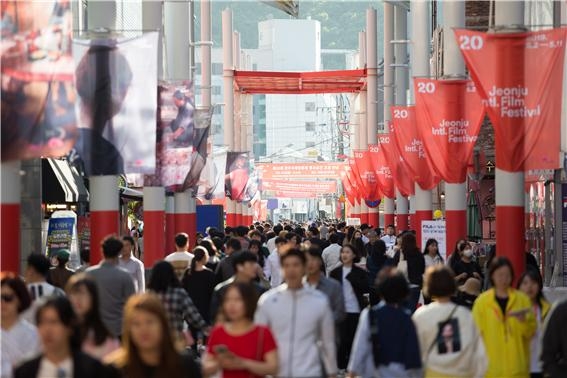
left=165, top=0, right=196, bottom=247
left=244, top=53, right=254, bottom=225
left=443, top=1, right=467, bottom=257
left=142, top=0, right=165, bottom=267
left=222, top=9, right=236, bottom=227
left=411, top=0, right=432, bottom=247
left=201, top=0, right=212, bottom=111
left=367, top=7, right=379, bottom=229
left=165, top=195, right=175, bottom=253
left=383, top=2, right=396, bottom=229
left=87, top=1, right=118, bottom=264
left=358, top=31, right=369, bottom=224
left=494, top=1, right=525, bottom=280
left=394, top=4, right=409, bottom=231
left=1, top=161, right=21, bottom=272
left=233, top=31, right=243, bottom=226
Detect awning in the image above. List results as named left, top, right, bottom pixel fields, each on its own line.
left=119, top=186, right=143, bottom=200
left=42, top=158, right=89, bottom=203
left=233, top=69, right=367, bottom=94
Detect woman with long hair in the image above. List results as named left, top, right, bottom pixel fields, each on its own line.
left=15, top=297, right=115, bottom=378
left=203, top=283, right=278, bottom=377
left=518, top=269, right=551, bottom=378
left=106, top=293, right=201, bottom=378
left=1, top=272, right=40, bottom=376
left=330, top=244, right=369, bottom=370
left=182, top=246, right=215, bottom=324
left=472, top=257, right=536, bottom=377
left=147, top=261, right=208, bottom=348
left=423, top=239, right=443, bottom=268
left=201, top=239, right=220, bottom=272
left=395, top=233, right=425, bottom=312
left=66, top=273, right=119, bottom=360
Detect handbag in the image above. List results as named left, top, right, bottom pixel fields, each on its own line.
left=424, top=304, right=459, bottom=364
left=249, top=326, right=265, bottom=378
left=397, top=251, right=409, bottom=279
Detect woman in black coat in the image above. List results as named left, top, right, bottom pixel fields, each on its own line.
left=330, top=244, right=370, bottom=370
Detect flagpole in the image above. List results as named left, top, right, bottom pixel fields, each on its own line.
left=223, top=9, right=236, bottom=227
left=443, top=0, right=467, bottom=259
left=358, top=31, right=369, bottom=225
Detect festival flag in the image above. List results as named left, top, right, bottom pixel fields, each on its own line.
left=455, top=28, right=567, bottom=172
left=414, top=79, right=485, bottom=183
left=354, top=150, right=381, bottom=201
left=225, top=152, right=251, bottom=202
left=379, top=121, right=415, bottom=197
left=391, top=106, right=440, bottom=190
left=368, top=143, right=395, bottom=199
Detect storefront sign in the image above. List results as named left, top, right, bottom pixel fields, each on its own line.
left=421, top=220, right=447, bottom=261
left=46, top=217, right=75, bottom=256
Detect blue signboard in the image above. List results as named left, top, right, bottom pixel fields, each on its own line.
left=46, top=217, right=75, bottom=256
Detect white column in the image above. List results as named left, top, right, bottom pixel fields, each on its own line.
left=200, top=0, right=212, bottom=110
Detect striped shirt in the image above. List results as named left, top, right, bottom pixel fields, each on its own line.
left=1, top=319, right=41, bottom=378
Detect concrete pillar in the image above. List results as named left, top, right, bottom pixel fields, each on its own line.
left=90, top=176, right=119, bottom=264
left=174, top=191, right=197, bottom=247
left=223, top=9, right=236, bottom=227
left=143, top=187, right=165, bottom=266
left=358, top=31, right=368, bottom=224
left=383, top=2, right=396, bottom=229
left=367, top=8, right=380, bottom=228
left=165, top=195, right=175, bottom=253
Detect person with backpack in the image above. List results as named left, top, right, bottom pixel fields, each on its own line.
left=347, top=271, right=422, bottom=377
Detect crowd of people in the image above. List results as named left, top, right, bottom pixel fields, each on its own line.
left=2, top=220, right=567, bottom=378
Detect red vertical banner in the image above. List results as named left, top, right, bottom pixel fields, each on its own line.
left=368, top=143, right=395, bottom=199
left=348, top=158, right=365, bottom=200
left=455, top=28, right=567, bottom=171
left=379, top=122, right=415, bottom=197
left=414, top=79, right=485, bottom=183
left=354, top=150, right=381, bottom=201
left=390, top=106, right=440, bottom=190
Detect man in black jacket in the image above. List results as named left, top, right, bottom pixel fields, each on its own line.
left=542, top=299, right=567, bottom=378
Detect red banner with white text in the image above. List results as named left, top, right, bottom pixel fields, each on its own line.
left=262, top=179, right=337, bottom=193
left=378, top=122, right=415, bottom=197
left=354, top=150, right=381, bottom=201
left=340, top=169, right=357, bottom=206
left=368, top=143, right=395, bottom=199
left=414, top=79, right=485, bottom=183
left=455, top=28, right=567, bottom=172
left=391, top=106, right=440, bottom=190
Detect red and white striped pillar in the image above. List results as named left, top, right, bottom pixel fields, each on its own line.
left=223, top=9, right=235, bottom=228
left=165, top=195, right=175, bottom=253
left=494, top=1, right=526, bottom=278
left=143, top=187, right=165, bottom=266
left=396, top=190, right=409, bottom=231
left=174, top=191, right=196, bottom=248
left=90, top=176, right=119, bottom=264
left=411, top=0, right=433, bottom=247
left=1, top=161, right=21, bottom=272
left=443, top=0, right=467, bottom=258
left=382, top=2, right=395, bottom=232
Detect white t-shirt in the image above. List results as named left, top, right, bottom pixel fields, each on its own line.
left=381, top=235, right=397, bottom=250
left=265, top=250, right=282, bottom=288
left=342, top=266, right=361, bottom=314
left=164, top=251, right=193, bottom=264
left=1, top=319, right=41, bottom=378
left=38, top=356, right=73, bottom=378
left=322, top=244, right=342, bottom=277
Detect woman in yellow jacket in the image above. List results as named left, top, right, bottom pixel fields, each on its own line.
left=518, top=269, right=551, bottom=378
left=472, top=257, right=536, bottom=378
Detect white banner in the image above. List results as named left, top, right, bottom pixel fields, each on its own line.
left=421, top=220, right=447, bottom=261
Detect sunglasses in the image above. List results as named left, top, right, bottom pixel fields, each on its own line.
left=1, top=294, right=15, bottom=302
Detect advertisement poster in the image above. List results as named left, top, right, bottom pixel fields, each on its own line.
left=421, top=220, right=447, bottom=261
left=77, top=215, right=90, bottom=252
left=144, top=82, right=212, bottom=191
left=69, top=32, right=158, bottom=176
left=256, top=162, right=344, bottom=179
left=46, top=216, right=75, bottom=256
left=196, top=147, right=227, bottom=201
left=225, top=152, right=251, bottom=202
left=1, top=0, right=77, bottom=161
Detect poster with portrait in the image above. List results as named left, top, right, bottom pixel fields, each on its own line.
left=196, top=147, right=227, bottom=201
left=1, top=0, right=77, bottom=161
left=68, top=32, right=158, bottom=176
left=225, top=152, right=251, bottom=202
left=436, top=318, right=461, bottom=355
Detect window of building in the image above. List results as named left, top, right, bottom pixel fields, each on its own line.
left=305, top=141, right=316, bottom=148
left=305, top=122, right=316, bottom=132
left=305, top=102, right=316, bottom=111
left=212, top=63, right=223, bottom=75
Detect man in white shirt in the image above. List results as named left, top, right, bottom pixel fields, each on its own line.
left=322, top=233, right=342, bottom=276
left=360, top=224, right=370, bottom=245
left=266, top=224, right=283, bottom=253
left=119, top=236, right=145, bottom=292
left=381, top=224, right=397, bottom=251
left=264, top=236, right=287, bottom=288
left=165, top=232, right=194, bottom=281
